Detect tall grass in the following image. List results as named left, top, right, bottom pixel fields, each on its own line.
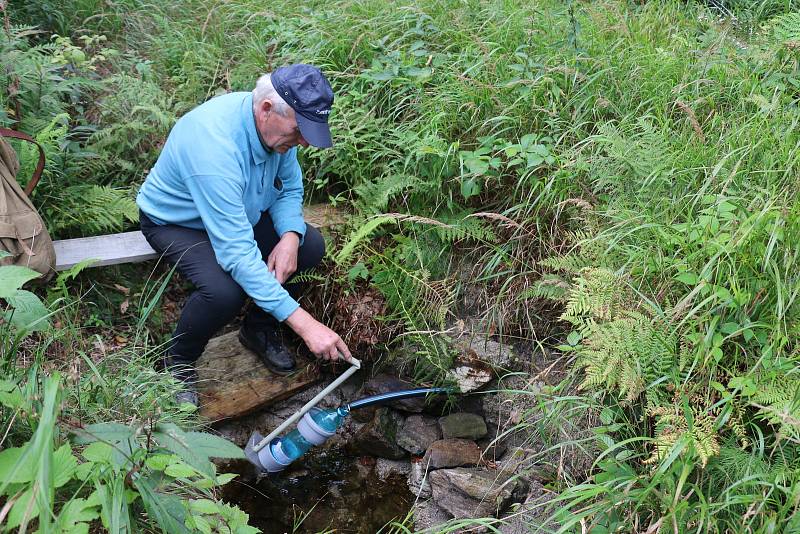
left=8, top=0, right=800, bottom=531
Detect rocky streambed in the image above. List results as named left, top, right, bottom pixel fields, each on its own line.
left=214, top=337, right=577, bottom=533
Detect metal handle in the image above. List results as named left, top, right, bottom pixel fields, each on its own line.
left=251, top=355, right=361, bottom=453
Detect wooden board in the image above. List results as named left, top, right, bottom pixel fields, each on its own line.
left=54, top=231, right=158, bottom=271
left=52, top=204, right=345, bottom=271
left=195, top=330, right=320, bottom=422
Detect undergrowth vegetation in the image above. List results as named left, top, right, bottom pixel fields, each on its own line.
left=5, top=0, right=800, bottom=531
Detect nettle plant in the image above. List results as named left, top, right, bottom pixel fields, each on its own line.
left=458, top=133, right=556, bottom=200
left=0, top=373, right=254, bottom=534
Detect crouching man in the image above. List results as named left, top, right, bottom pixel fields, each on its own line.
left=136, top=64, right=351, bottom=406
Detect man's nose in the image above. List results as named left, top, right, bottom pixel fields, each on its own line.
left=298, top=135, right=309, bottom=148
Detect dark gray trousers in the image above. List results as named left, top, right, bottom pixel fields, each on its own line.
left=139, top=210, right=325, bottom=361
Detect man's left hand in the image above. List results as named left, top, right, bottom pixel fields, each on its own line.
left=268, top=232, right=300, bottom=284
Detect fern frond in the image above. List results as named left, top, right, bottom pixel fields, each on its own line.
left=769, top=12, right=800, bottom=46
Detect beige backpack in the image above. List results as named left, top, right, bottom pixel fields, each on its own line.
left=0, top=128, right=56, bottom=280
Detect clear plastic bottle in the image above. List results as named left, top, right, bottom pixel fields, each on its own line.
left=270, top=406, right=350, bottom=463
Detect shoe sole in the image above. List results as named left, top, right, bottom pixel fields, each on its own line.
left=238, top=331, right=296, bottom=377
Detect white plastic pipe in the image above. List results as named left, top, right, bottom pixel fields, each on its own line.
left=251, top=355, right=361, bottom=453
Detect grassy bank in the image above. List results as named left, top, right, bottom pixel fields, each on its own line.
left=5, top=0, right=800, bottom=531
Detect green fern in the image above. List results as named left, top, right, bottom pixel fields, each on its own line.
left=45, top=185, right=139, bottom=235
left=750, top=373, right=800, bottom=438
left=354, top=173, right=420, bottom=214
left=519, top=274, right=571, bottom=302
left=647, top=405, right=720, bottom=467
left=335, top=215, right=399, bottom=265
left=576, top=310, right=676, bottom=403
left=561, top=268, right=629, bottom=325
left=769, top=12, right=800, bottom=46
left=595, top=118, right=673, bottom=183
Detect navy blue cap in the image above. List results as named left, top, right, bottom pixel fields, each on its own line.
left=271, top=64, right=334, bottom=148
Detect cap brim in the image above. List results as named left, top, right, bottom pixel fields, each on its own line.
left=296, top=114, right=333, bottom=148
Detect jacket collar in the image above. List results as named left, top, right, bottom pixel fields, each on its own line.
left=244, top=93, right=270, bottom=165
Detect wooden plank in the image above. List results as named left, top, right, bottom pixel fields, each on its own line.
left=195, top=330, right=320, bottom=422
left=54, top=231, right=157, bottom=271
left=52, top=204, right=345, bottom=271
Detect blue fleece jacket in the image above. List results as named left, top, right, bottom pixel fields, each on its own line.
left=136, top=91, right=307, bottom=321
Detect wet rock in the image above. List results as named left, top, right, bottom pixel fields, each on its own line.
left=408, top=458, right=432, bottom=499
left=477, top=435, right=509, bottom=462
left=447, top=353, right=494, bottom=393
left=359, top=374, right=430, bottom=414
left=481, top=375, right=545, bottom=452
left=439, top=412, right=487, bottom=440
left=412, top=499, right=452, bottom=532
left=422, top=439, right=482, bottom=469
left=498, top=480, right=555, bottom=533
left=350, top=407, right=406, bottom=460
left=375, top=458, right=411, bottom=482
left=397, top=414, right=442, bottom=455
left=429, top=467, right=521, bottom=519
left=454, top=336, right=519, bottom=371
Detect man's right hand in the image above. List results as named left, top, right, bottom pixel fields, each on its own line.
left=285, top=307, right=352, bottom=362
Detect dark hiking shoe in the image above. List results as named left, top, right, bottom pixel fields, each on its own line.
left=175, top=388, right=199, bottom=408
left=238, top=323, right=296, bottom=376
left=164, top=355, right=200, bottom=408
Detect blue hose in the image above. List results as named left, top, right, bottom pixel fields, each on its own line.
left=345, top=387, right=451, bottom=410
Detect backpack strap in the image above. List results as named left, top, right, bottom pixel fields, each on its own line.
left=0, top=127, right=46, bottom=197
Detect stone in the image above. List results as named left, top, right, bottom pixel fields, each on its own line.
left=397, top=414, right=442, bottom=455
left=412, top=499, right=452, bottom=532
left=498, top=480, right=555, bottom=533
left=422, top=439, right=482, bottom=469
left=375, top=458, right=411, bottom=482
left=359, top=374, right=431, bottom=413
left=477, top=435, right=508, bottom=462
left=454, top=336, right=519, bottom=371
left=407, top=458, right=432, bottom=499
left=439, top=412, right=487, bottom=440
left=349, top=407, right=407, bottom=460
left=446, top=353, right=494, bottom=393
left=429, top=467, right=520, bottom=519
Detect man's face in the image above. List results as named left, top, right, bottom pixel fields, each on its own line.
left=255, top=100, right=309, bottom=153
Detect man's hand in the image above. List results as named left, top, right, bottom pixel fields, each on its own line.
left=285, top=308, right=353, bottom=362
left=268, top=232, right=300, bottom=284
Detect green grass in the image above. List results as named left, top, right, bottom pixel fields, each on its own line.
left=6, top=0, right=800, bottom=531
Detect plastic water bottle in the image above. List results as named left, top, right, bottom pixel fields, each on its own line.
left=258, top=406, right=349, bottom=471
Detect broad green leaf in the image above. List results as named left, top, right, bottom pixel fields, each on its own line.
left=8, top=487, right=39, bottom=529
left=675, top=272, right=698, bottom=285
left=133, top=476, right=192, bottom=534
left=0, top=265, right=39, bottom=297
left=153, top=423, right=215, bottom=478
left=0, top=446, right=35, bottom=483
left=5, top=290, right=50, bottom=331
left=566, top=330, right=582, bottom=346
left=216, top=473, right=238, bottom=485
left=189, top=514, right=213, bottom=534
left=0, top=380, right=24, bottom=409
left=730, top=376, right=757, bottom=396
left=145, top=453, right=176, bottom=471
left=463, top=156, right=489, bottom=175
left=189, top=499, right=219, bottom=515
left=184, top=432, right=245, bottom=460
left=460, top=177, right=481, bottom=199
left=165, top=462, right=197, bottom=478
left=53, top=443, right=78, bottom=487
left=71, top=422, right=135, bottom=445
left=0, top=250, right=11, bottom=258
left=82, top=441, right=114, bottom=463
left=53, top=497, right=100, bottom=531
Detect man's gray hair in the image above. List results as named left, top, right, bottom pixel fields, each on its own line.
left=253, top=73, right=290, bottom=116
